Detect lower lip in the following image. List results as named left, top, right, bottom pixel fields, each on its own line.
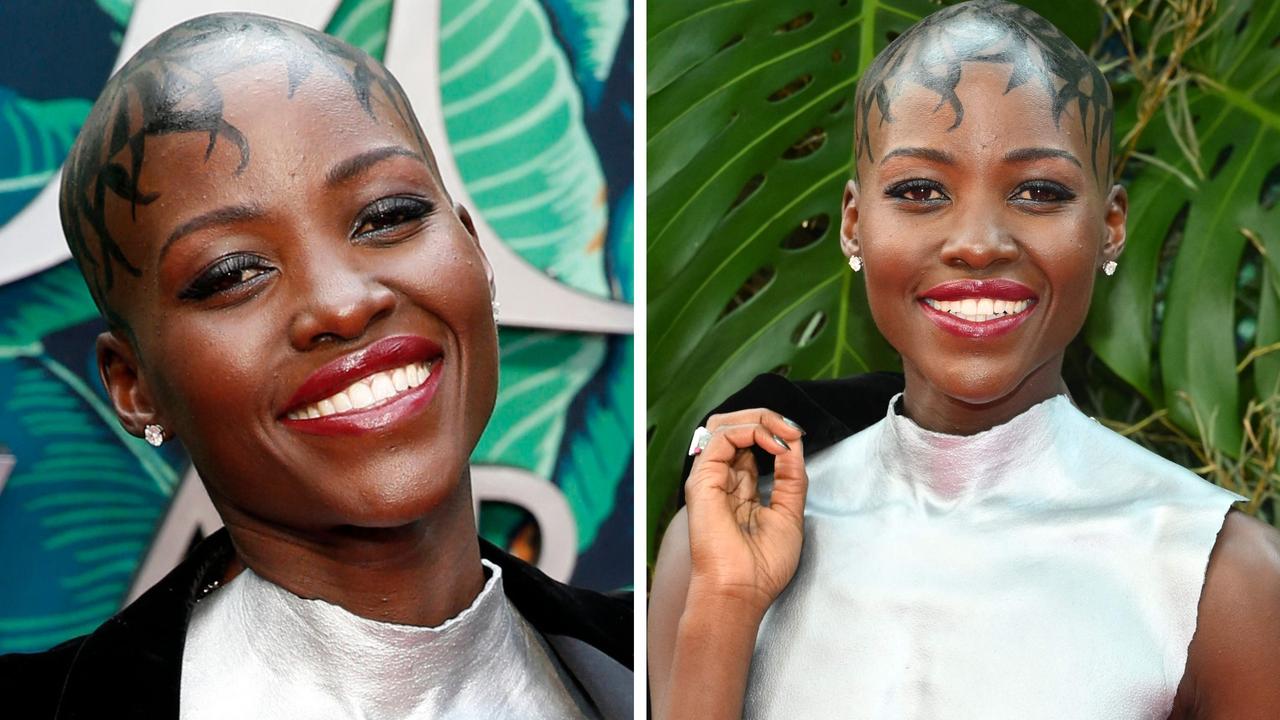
left=919, top=301, right=1035, bottom=338
left=279, top=361, right=443, bottom=436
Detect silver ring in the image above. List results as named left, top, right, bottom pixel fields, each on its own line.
left=688, top=426, right=712, bottom=456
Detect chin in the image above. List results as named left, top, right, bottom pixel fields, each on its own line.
left=927, top=362, right=1032, bottom=408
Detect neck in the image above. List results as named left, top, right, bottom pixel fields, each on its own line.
left=216, top=473, right=485, bottom=628
left=900, top=358, right=1072, bottom=435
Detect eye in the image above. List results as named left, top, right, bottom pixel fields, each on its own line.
left=1011, top=180, right=1076, bottom=204
left=885, top=179, right=949, bottom=204
left=179, top=253, right=275, bottom=301
left=352, top=196, right=435, bottom=243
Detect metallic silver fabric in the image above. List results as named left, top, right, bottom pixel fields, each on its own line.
left=181, top=559, right=593, bottom=718
left=745, top=394, right=1241, bottom=719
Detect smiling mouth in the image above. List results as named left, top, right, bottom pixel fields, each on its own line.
left=922, top=297, right=1034, bottom=323
left=285, top=359, right=437, bottom=420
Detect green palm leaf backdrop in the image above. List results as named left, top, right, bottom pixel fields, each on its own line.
left=0, top=0, right=633, bottom=653
left=647, top=0, right=1280, bottom=560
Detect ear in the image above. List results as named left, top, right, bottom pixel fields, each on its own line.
left=840, top=179, right=861, bottom=259
left=454, top=203, right=494, bottom=297
left=96, top=330, right=162, bottom=440
left=1102, top=184, right=1128, bottom=263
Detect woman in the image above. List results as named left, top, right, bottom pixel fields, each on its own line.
left=0, top=13, right=630, bottom=719
left=649, top=2, right=1280, bottom=718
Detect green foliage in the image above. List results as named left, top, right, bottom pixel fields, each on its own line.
left=647, top=0, right=929, bottom=558
left=1088, top=0, right=1280, bottom=456
left=647, top=0, right=1280, bottom=558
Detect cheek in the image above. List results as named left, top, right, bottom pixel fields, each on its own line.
left=148, top=312, right=268, bottom=428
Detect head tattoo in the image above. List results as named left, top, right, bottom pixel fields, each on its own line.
left=854, top=0, right=1112, bottom=184
left=59, top=12, right=435, bottom=332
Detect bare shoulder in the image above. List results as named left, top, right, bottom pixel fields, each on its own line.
left=1172, top=509, right=1280, bottom=718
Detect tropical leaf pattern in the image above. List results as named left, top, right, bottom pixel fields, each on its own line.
left=0, top=89, right=89, bottom=227
left=325, top=0, right=392, bottom=59
left=0, top=263, right=182, bottom=653
left=539, top=0, right=630, bottom=108
left=439, top=0, right=610, bottom=298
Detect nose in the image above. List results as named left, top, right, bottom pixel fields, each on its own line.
left=288, top=260, right=397, bottom=350
left=939, top=203, right=1019, bottom=270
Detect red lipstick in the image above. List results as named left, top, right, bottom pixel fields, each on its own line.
left=920, top=279, right=1037, bottom=302
left=281, top=335, right=443, bottom=436
left=918, top=279, right=1038, bottom=339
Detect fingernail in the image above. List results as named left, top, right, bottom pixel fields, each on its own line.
left=782, top=417, right=806, bottom=435
left=772, top=434, right=791, bottom=451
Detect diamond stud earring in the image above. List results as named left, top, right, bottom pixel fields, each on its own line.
left=1102, top=260, right=1118, bottom=276
left=849, top=256, right=863, bottom=272
left=144, top=424, right=165, bottom=447
left=492, top=299, right=501, bottom=322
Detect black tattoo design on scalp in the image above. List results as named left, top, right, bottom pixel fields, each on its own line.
left=854, top=0, right=1113, bottom=182
left=60, top=12, right=432, bottom=325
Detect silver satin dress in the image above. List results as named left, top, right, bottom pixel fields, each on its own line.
left=180, top=559, right=593, bottom=718
left=745, top=394, right=1241, bottom=719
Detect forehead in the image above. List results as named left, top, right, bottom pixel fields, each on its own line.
left=103, top=65, right=422, bottom=241
left=866, top=63, right=1090, bottom=167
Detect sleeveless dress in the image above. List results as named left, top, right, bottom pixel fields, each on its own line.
left=745, top=393, right=1241, bottom=719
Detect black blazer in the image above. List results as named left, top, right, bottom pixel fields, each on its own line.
left=1, top=528, right=633, bottom=719
left=677, top=372, right=906, bottom=506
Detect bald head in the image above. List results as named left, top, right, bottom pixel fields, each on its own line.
left=854, top=0, right=1112, bottom=183
left=59, top=12, right=434, bottom=329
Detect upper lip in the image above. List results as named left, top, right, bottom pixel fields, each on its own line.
left=919, top=279, right=1038, bottom=302
left=283, top=335, right=442, bottom=415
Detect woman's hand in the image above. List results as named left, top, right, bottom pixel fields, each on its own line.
left=684, top=409, right=809, bottom=619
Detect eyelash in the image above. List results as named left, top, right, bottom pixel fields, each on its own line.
left=179, top=253, right=274, bottom=301
left=883, top=179, right=1077, bottom=206
left=351, top=196, right=435, bottom=242
left=177, top=197, right=435, bottom=302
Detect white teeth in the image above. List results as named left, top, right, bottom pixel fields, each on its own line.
left=332, top=392, right=353, bottom=412
left=925, top=298, right=1032, bottom=323
left=288, top=360, right=435, bottom=421
left=370, top=373, right=396, bottom=401
left=349, top=382, right=375, bottom=409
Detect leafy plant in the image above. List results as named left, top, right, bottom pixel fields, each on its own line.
left=647, top=0, right=1280, bottom=559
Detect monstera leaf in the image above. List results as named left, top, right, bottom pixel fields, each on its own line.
left=439, top=0, right=611, bottom=298
left=0, top=263, right=181, bottom=652
left=647, top=0, right=935, bottom=553
left=1085, top=0, right=1280, bottom=455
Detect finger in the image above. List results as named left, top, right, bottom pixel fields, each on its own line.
left=691, top=423, right=794, bottom=473
left=705, top=409, right=806, bottom=441
left=728, top=447, right=759, bottom=501
left=768, top=435, right=808, bottom=523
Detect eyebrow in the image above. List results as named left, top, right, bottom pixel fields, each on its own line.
left=1003, top=147, right=1083, bottom=168
left=160, top=203, right=266, bottom=263
left=879, top=147, right=957, bottom=165
left=325, top=145, right=423, bottom=187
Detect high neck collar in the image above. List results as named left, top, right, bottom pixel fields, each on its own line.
left=226, top=559, right=520, bottom=714
left=875, top=392, right=1075, bottom=504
